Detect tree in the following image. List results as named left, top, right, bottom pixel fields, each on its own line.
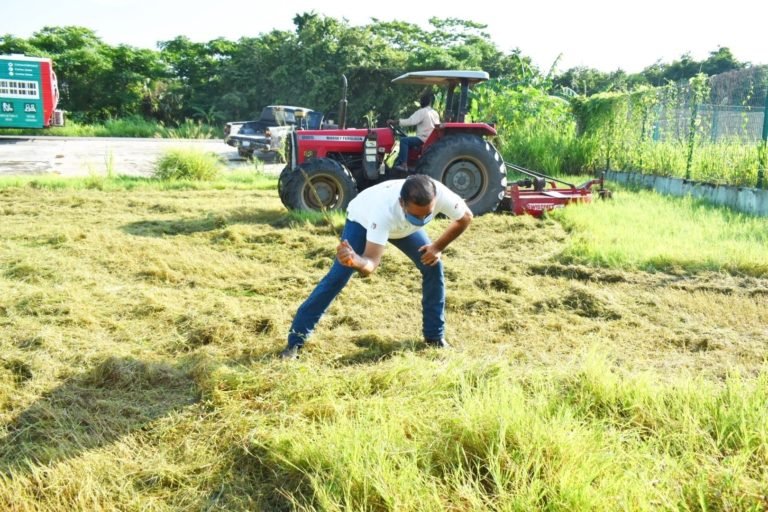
left=3, top=15, right=545, bottom=124
left=100, top=45, right=166, bottom=118
left=638, top=47, right=746, bottom=87
left=158, top=36, right=235, bottom=122
left=553, top=67, right=613, bottom=96
left=0, top=34, right=38, bottom=56
left=28, top=26, right=114, bottom=121
left=701, top=47, right=743, bottom=76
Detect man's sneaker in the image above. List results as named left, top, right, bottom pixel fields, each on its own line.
left=424, top=338, right=450, bottom=349
left=280, top=345, right=301, bottom=360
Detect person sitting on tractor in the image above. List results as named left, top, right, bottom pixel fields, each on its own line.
left=388, top=92, right=440, bottom=172
left=280, top=175, right=473, bottom=359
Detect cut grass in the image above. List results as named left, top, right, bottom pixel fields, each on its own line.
left=0, top=180, right=766, bottom=510
left=0, top=168, right=278, bottom=192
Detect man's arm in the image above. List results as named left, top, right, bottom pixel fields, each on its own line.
left=337, top=239, right=386, bottom=277
left=399, top=108, right=425, bottom=127
left=418, top=210, right=473, bottom=266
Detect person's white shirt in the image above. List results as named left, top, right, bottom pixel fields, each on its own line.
left=346, top=178, right=469, bottom=245
left=399, top=106, right=441, bottom=142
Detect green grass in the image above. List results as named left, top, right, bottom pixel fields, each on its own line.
left=0, top=181, right=766, bottom=510
left=0, top=116, right=223, bottom=139
left=553, top=186, right=768, bottom=276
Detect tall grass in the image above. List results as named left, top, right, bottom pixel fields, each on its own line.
left=155, top=119, right=221, bottom=139
left=0, top=116, right=222, bottom=139
left=553, top=187, right=768, bottom=276
left=216, top=353, right=768, bottom=511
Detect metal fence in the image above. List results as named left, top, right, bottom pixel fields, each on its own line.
left=653, top=66, right=768, bottom=143
left=651, top=66, right=767, bottom=188
left=654, top=104, right=766, bottom=142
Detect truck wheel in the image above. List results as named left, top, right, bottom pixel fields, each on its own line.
left=283, top=158, right=357, bottom=211
left=416, top=134, right=506, bottom=216
left=255, top=150, right=280, bottom=163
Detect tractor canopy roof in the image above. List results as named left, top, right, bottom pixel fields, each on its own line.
left=391, top=70, right=489, bottom=87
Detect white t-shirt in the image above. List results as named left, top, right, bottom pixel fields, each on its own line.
left=346, top=179, right=469, bottom=246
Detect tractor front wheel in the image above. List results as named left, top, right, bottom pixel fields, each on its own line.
left=282, top=158, right=357, bottom=212
left=278, top=165, right=293, bottom=206
left=416, top=134, right=506, bottom=216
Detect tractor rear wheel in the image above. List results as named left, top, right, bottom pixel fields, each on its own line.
left=416, top=134, right=506, bottom=215
left=282, top=158, right=357, bottom=211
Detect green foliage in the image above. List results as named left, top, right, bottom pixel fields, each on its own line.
left=0, top=117, right=220, bottom=139
left=152, top=148, right=223, bottom=181
left=566, top=76, right=764, bottom=187
left=553, top=46, right=748, bottom=94
left=685, top=74, right=711, bottom=178
left=473, top=80, right=581, bottom=174
left=155, top=119, right=220, bottom=139
left=102, top=116, right=161, bottom=137
left=4, top=14, right=536, bottom=126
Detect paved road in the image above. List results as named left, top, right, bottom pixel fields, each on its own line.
left=0, top=136, right=283, bottom=177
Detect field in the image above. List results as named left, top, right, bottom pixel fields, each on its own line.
left=1, top=172, right=767, bottom=511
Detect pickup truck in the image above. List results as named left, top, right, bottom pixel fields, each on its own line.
left=224, top=105, right=323, bottom=160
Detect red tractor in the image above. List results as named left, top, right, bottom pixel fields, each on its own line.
left=278, top=70, right=507, bottom=216
left=278, top=70, right=606, bottom=217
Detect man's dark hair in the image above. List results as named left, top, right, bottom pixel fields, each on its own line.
left=400, top=175, right=437, bottom=206
left=419, top=92, right=435, bottom=108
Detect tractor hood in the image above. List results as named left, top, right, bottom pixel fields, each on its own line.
left=391, top=70, right=489, bottom=87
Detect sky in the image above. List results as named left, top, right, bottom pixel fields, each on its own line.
left=2, top=0, right=766, bottom=74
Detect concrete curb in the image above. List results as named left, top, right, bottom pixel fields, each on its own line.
left=605, top=171, right=768, bottom=217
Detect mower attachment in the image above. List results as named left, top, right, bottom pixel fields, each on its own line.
left=498, top=162, right=608, bottom=217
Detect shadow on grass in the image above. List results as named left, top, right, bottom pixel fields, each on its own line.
left=199, top=442, right=310, bottom=511
left=244, top=336, right=429, bottom=366
left=336, top=336, right=428, bottom=365
left=122, top=208, right=289, bottom=237
left=0, top=356, right=198, bottom=475
left=122, top=207, right=342, bottom=238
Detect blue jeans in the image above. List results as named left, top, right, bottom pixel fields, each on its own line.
left=394, top=136, right=424, bottom=167
left=287, top=220, right=445, bottom=347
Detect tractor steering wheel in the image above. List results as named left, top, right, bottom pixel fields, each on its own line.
left=388, top=121, right=409, bottom=139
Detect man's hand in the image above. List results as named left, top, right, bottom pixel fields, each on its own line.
left=386, top=119, right=397, bottom=126
left=418, top=244, right=442, bottom=266
left=337, top=239, right=358, bottom=268
left=420, top=211, right=473, bottom=266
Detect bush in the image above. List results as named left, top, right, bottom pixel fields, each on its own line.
left=153, top=148, right=222, bottom=181
left=155, top=119, right=221, bottom=139
left=102, top=116, right=159, bottom=138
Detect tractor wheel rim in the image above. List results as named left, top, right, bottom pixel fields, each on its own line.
left=444, top=160, right=484, bottom=201
left=305, top=177, right=340, bottom=208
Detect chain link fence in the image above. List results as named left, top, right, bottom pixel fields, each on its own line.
left=632, top=66, right=767, bottom=188
left=653, top=66, right=767, bottom=143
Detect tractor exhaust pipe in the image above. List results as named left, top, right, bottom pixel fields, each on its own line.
left=338, top=74, right=348, bottom=130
